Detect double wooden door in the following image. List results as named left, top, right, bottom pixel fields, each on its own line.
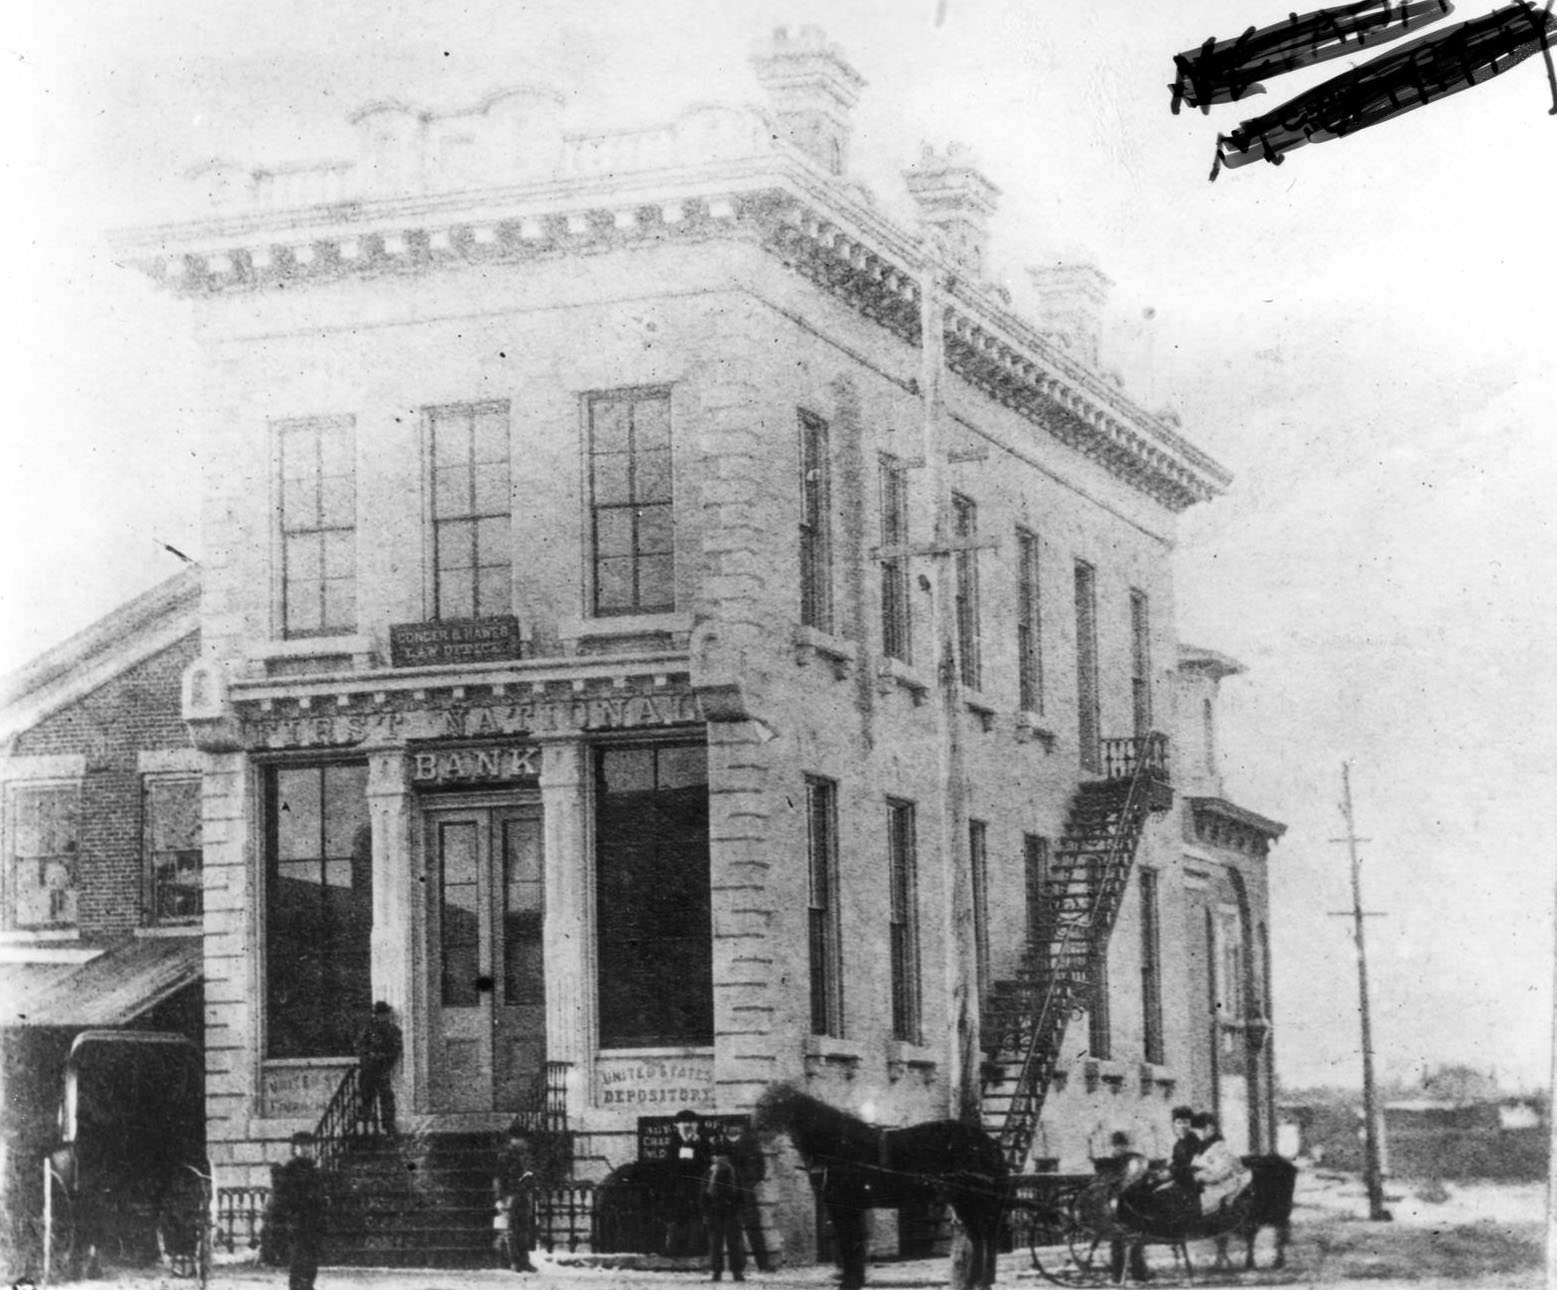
left=426, top=802, right=544, bottom=1113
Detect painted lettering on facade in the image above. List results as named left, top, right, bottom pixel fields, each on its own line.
left=411, top=746, right=539, bottom=784
left=239, top=690, right=701, bottom=750
left=595, top=1055, right=714, bottom=1108
left=262, top=1063, right=353, bottom=1118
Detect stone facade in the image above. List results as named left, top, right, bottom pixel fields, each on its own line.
left=113, top=28, right=1284, bottom=1263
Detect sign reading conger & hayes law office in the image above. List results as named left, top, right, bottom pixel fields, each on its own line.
left=239, top=687, right=702, bottom=750
left=389, top=616, right=523, bottom=667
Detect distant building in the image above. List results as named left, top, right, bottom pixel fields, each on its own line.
left=0, top=570, right=203, bottom=1270
left=111, top=28, right=1286, bottom=1264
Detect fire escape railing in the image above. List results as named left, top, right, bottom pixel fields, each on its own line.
left=994, top=732, right=1169, bottom=1171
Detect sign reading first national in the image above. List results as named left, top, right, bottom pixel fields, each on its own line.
left=390, top=616, right=523, bottom=667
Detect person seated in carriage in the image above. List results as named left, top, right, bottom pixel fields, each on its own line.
left=1105, top=1133, right=1153, bottom=1284
left=1189, top=1113, right=1251, bottom=1216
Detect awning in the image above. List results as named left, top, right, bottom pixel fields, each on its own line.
left=0, top=936, right=202, bottom=1028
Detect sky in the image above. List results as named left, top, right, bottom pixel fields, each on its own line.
left=3, top=0, right=1554, bottom=1092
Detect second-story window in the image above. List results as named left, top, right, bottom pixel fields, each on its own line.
left=1074, top=560, right=1100, bottom=773
left=880, top=456, right=911, bottom=662
left=798, top=411, right=833, bottom=631
left=806, top=775, right=843, bottom=1037
left=953, top=494, right=981, bottom=689
left=887, top=798, right=921, bottom=1043
left=589, top=390, right=673, bottom=616
left=6, top=783, right=79, bottom=930
left=430, top=402, right=511, bottom=620
left=279, top=417, right=356, bottom=637
left=144, top=776, right=202, bottom=926
left=1017, top=528, right=1043, bottom=714
left=1130, top=588, right=1152, bottom=737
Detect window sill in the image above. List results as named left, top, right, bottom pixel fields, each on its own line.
left=964, top=690, right=997, bottom=731
left=561, top=613, right=692, bottom=644
left=0, top=939, right=99, bottom=965
left=1015, top=712, right=1057, bottom=751
left=136, top=924, right=202, bottom=939
left=1082, top=1058, right=1131, bottom=1094
left=1138, top=1062, right=1177, bottom=1098
left=876, top=657, right=930, bottom=704
left=803, top=1034, right=863, bottom=1077
left=887, top=1039, right=937, bottom=1084
left=792, top=625, right=856, bottom=678
left=248, top=634, right=378, bottom=671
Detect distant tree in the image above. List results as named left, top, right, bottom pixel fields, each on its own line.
left=1420, top=1065, right=1498, bottom=1103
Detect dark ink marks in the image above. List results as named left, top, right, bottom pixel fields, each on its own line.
left=1208, top=1, right=1557, bottom=179
left=1171, top=0, right=1455, bottom=113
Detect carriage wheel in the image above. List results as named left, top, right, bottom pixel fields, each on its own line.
left=1029, top=1212, right=1108, bottom=1286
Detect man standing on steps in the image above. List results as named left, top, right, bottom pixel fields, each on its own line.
left=273, top=1132, right=326, bottom=1290
left=356, top=1001, right=402, bottom=1137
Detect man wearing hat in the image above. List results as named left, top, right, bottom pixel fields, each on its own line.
left=272, top=1132, right=326, bottom=1290
left=356, top=1000, right=402, bottom=1137
left=667, top=1108, right=709, bottom=1257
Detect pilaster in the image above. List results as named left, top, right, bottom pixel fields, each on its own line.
left=366, top=750, right=417, bottom=1112
left=540, top=739, right=592, bottom=1105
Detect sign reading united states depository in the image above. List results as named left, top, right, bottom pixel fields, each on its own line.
left=239, top=688, right=703, bottom=750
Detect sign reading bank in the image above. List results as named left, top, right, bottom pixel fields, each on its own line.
left=411, top=744, right=540, bottom=785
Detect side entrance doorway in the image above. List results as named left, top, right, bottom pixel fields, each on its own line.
left=425, top=799, right=545, bottom=1113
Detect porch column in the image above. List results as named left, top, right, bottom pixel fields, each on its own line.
left=540, top=739, right=591, bottom=1113
left=366, top=749, right=419, bottom=1113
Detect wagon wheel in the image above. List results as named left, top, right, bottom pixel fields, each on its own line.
left=1028, top=1205, right=1109, bottom=1286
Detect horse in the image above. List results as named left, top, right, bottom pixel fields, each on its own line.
left=753, top=1083, right=1007, bottom=1290
left=1212, top=1155, right=1298, bottom=1270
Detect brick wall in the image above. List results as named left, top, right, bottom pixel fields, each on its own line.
left=9, top=633, right=199, bottom=935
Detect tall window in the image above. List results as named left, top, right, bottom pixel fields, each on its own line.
left=1023, top=833, right=1049, bottom=951
left=6, top=784, right=79, bottom=929
left=1140, top=869, right=1164, bottom=1064
left=879, top=456, right=911, bottom=661
left=1017, top=528, right=1044, bottom=714
left=969, top=819, right=990, bottom=1004
left=806, top=776, right=843, bottom=1037
left=1202, top=698, right=1217, bottom=775
left=887, top=799, right=921, bottom=1043
left=265, top=764, right=373, bottom=1057
left=953, top=494, right=981, bottom=689
left=144, top=776, right=202, bottom=925
left=278, top=417, right=356, bottom=637
left=1130, top=588, right=1152, bottom=737
left=589, top=390, right=674, bottom=616
left=430, top=402, right=511, bottom=620
left=799, top=411, right=833, bottom=631
left=1089, top=953, right=1112, bottom=1059
left=1216, top=907, right=1247, bottom=1023
left=1074, top=561, right=1100, bottom=772
left=595, top=744, right=710, bottom=1047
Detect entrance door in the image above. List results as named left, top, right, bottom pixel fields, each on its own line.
left=427, top=803, right=545, bottom=1113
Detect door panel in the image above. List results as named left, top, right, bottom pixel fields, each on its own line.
left=428, top=803, right=546, bottom=1114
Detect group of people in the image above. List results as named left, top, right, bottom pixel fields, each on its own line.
left=1103, top=1105, right=1252, bottom=1283
left=665, top=1108, right=770, bottom=1282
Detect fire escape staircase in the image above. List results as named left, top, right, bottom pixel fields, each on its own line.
left=980, top=733, right=1173, bottom=1174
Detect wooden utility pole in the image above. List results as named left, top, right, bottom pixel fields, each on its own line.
left=1333, top=762, right=1390, bottom=1221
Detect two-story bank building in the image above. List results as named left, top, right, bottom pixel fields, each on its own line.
left=115, top=28, right=1285, bottom=1265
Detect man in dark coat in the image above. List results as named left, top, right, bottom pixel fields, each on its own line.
left=666, top=1108, right=708, bottom=1257
left=356, top=1001, right=402, bottom=1136
left=721, top=1119, right=770, bottom=1272
left=494, top=1123, right=538, bottom=1272
left=701, top=1147, right=745, bottom=1282
left=272, top=1132, right=326, bottom=1290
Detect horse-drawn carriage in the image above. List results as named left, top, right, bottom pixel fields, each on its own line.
left=754, top=1084, right=1296, bottom=1290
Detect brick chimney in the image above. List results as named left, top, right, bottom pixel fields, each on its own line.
left=1028, top=260, right=1113, bottom=368
left=902, top=144, right=1000, bottom=277
left=751, top=26, right=865, bottom=176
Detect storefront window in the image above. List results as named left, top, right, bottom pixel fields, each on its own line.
left=595, top=743, right=710, bottom=1047
left=265, top=763, right=373, bottom=1057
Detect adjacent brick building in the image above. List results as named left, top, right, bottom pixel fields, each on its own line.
left=111, top=28, right=1286, bottom=1263
left=0, top=569, right=204, bottom=1269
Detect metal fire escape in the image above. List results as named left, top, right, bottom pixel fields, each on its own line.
left=980, top=733, right=1173, bottom=1173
